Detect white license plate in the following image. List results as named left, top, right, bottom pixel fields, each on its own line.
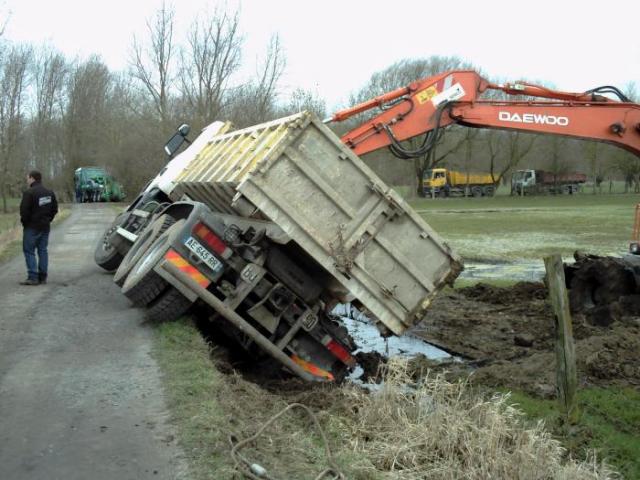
left=184, top=236, right=223, bottom=272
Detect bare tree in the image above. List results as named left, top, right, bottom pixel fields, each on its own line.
left=339, top=56, right=476, bottom=195
left=227, top=34, right=286, bottom=127
left=31, top=46, right=67, bottom=177
left=504, top=132, right=536, bottom=194
left=544, top=135, right=571, bottom=192
left=63, top=56, right=112, bottom=197
left=484, top=130, right=537, bottom=188
left=614, top=149, right=640, bottom=193
left=278, top=87, right=326, bottom=119
left=179, top=7, right=242, bottom=130
left=129, top=1, right=175, bottom=126
left=0, top=44, right=31, bottom=212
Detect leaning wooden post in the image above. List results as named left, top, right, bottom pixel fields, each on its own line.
left=544, top=254, right=580, bottom=425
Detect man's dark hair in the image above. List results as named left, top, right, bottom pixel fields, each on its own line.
left=29, top=170, right=42, bottom=183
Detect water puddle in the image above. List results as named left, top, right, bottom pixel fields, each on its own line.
left=333, top=304, right=451, bottom=360
left=459, top=260, right=546, bottom=282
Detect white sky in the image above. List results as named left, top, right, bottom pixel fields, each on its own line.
left=2, top=0, right=639, bottom=111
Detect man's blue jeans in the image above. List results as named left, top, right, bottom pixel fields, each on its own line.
left=23, top=228, right=49, bottom=281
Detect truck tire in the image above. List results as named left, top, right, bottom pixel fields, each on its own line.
left=471, top=186, right=483, bottom=197
left=121, top=219, right=186, bottom=307
left=146, top=287, right=194, bottom=323
left=94, top=212, right=129, bottom=271
left=483, top=186, right=495, bottom=197
left=114, top=214, right=175, bottom=287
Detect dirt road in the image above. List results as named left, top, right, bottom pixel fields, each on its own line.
left=0, top=204, right=187, bottom=479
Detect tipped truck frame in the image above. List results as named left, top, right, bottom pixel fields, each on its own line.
left=122, top=202, right=357, bottom=381
left=111, top=112, right=462, bottom=381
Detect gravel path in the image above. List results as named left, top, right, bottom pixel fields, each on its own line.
left=0, top=204, right=187, bottom=480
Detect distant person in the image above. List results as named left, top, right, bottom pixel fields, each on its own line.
left=19, top=170, right=58, bottom=285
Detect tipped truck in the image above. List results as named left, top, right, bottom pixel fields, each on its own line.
left=102, top=112, right=462, bottom=381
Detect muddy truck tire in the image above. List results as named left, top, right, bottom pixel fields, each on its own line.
left=114, top=214, right=175, bottom=287
left=145, top=287, right=194, bottom=323
left=121, top=220, right=186, bottom=306
left=94, top=212, right=129, bottom=271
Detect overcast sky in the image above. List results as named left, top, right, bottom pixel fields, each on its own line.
left=2, top=0, right=639, bottom=111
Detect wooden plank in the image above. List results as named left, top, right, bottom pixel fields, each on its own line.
left=544, top=254, right=580, bottom=426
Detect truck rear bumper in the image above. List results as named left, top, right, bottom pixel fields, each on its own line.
left=155, top=258, right=321, bottom=382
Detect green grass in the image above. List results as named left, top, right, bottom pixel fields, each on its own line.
left=407, top=193, right=637, bottom=261
left=505, top=388, right=640, bottom=479
left=151, top=320, right=231, bottom=479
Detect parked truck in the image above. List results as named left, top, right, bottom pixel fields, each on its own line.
left=510, top=169, right=587, bottom=195
left=75, top=167, right=126, bottom=203
left=423, top=168, right=496, bottom=197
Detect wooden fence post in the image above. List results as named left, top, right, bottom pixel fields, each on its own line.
left=544, top=254, right=580, bottom=425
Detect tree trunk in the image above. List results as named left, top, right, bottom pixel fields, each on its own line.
left=1, top=183, right=7, bottom=214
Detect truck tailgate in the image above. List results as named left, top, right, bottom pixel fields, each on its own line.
left=172, top=112, right=462, bottom=336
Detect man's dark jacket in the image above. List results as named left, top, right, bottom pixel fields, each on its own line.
left=20, top=182, right=58, bottom=231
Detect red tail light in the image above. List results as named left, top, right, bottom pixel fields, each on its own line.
left=192, top=222, right=231, bottom=258
left=323, top=336, right=356, bottom=367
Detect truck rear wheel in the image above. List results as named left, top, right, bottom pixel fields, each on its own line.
left=483, top=185, right=495, bottom=197
left=146, top=287, right=194, bottom=323
left=94, top=212, right=129, bottom=271
left=114, top=214, right=175, bottom=287
left=471, top=186, right=483, bottom=197
left=121, top=220, right=186, bottom=307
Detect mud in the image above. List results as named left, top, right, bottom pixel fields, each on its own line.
left=196, top=258, right=640, bottom=399
left=413, top=281, right=640, bottom=397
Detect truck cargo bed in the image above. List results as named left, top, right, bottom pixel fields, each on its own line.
left=172, top=112, right=462, bottom=336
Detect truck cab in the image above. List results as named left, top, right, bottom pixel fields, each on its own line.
left=511, top=169, right=536, bottom=195
left=423, top=168, right=448, bottom=196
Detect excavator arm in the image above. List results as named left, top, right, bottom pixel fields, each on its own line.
left=328, top=70, right=640, bottom=158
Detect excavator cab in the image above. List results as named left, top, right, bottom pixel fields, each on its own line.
left=631, top=204, right=640, bottom=255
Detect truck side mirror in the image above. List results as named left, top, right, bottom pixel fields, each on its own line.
left=164, top=123, right=191, bottom=157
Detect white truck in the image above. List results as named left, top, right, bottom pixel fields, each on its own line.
left=95, top=112, right=462, bottom=381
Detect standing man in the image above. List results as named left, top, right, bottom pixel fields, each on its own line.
left=19, top=170, right=58, bottom=285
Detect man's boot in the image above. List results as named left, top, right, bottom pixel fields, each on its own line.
left=38, top=273, right=47, bottom=284
left=20, top=278, right=40, bottom=286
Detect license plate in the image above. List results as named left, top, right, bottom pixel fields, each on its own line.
left=184, top=236, right=223, bottom=273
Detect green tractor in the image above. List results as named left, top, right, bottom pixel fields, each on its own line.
left=74, top=167, right=126, bottom=203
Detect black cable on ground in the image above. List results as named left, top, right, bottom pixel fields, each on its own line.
left=229, top=402, right=345, bottom=480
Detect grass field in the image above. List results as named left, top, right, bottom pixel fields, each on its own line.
left=408, top=193, right=637, bottom=262
left=405, top=191, right=640, bottom=477
left=506, top=388, right=640, bottom=479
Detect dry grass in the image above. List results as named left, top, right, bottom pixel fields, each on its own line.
left=154, top=321, right=618, bottom=480
left=340, top=359, right=617, bottom=479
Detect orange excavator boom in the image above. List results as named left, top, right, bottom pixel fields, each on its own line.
left=327, top=70, right=640, bottom=159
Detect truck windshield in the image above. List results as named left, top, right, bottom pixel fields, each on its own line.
left=512, top=171, right=525, bottom=182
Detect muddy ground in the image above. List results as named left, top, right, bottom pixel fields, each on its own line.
left=199, top=278, right=640, bottom=398
left=410, top=282, right=640, bottom=397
